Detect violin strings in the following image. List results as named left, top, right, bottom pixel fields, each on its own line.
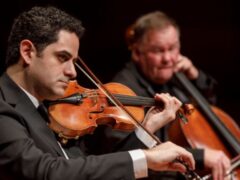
left=83, top=90, right=155, bottom=106
left=74, top=62, right=125, bottom=112
left=74, top=59, right=159, bottom=143
left=113, top=94, right=155, bottom=106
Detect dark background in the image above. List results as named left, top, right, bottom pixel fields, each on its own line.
left=0, top=0, right=239, bottom=125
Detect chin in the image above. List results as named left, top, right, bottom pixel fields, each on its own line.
left=48, top=90, right=65, bottom=100
left=154, top=73, right=173, bottom=84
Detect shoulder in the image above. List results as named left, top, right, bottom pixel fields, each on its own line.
left=113, top=62, right=140, bottom=87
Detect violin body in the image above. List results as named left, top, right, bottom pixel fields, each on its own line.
left=48, top=81, right=144, bottom=141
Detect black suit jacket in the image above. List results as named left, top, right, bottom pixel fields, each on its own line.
left=111, top=61, right=219, bottom=179
left=110, top=62, right=218, bottom=180
left=0, top=73, right=135, bottom=180
left=112, top=62, right=218, bottom=164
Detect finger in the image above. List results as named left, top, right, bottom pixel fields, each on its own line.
left=153, top=94, right=166, bottom=109
left=168, top=162, right=187, bottom=173
left=218, top=153, right=230, bottom=180
left=172, top=97, right=182, bottom=107
left=174, top=56, right=191, bottom=73
left=154, top=93, right=167, bottom=101
left=160, top=93, right=177, bottom=104
left=165, top=92, right=171, bottom=97
left=177, top=54, right=184, bottom=62
left=212, top=161, right=223, bottom=180
left=155, top=93, right=170, bottom=105
left=176, top=147, right=195, bottom=170
left=222, top=155, right=231, bottom=176
left=219, top=162, right=224, bottom=180
left=174, top=59, right=184, bottom=72
left=176, top=55, right=185, bottom=65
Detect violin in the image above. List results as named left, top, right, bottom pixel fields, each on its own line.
left=48, top=81, right=146, bottom=142
left=47, top=80, right=191, bottom=144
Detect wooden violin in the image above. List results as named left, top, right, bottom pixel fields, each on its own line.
left=47, top=80, right=192, bottom=144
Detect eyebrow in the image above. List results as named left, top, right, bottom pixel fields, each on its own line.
left=57, top=50, right=72, bottom=58
left=56, top=50, right=79, bottom=61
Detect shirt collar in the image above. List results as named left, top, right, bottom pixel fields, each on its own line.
left=19, top=86, right=40, bottom=108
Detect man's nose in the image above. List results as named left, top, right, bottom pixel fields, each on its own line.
left=162, top=52, right=172, bottom=63
left=65, top=61, right=77, bottom=79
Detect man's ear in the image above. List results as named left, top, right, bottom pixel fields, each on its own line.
left=19, top=40, right=36, bottom=65
left=132, top=47, right=141, bottom=63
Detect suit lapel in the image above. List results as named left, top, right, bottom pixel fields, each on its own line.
left=0, top=73, right=64, bottom=157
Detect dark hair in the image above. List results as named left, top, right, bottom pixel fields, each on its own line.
left=126, top=11, right=179, bottom=49
left=6, top=6, right=85, bottom=67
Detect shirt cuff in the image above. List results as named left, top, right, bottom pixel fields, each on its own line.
left=128, top=149, right=148, bottom=179
left=135, top=127, right=157, bottom=148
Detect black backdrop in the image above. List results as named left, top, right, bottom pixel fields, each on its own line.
left=0, top=0, right=239, bottom=125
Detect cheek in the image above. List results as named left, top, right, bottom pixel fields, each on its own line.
left=145, top=54, right=160, bottom=65
left=38, top=67, right=58, bottom=85
left=172, top=50, right=180, bottom=61
left=139, top=56, right=157, bottom=76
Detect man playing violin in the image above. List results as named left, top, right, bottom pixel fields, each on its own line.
left=111, top=11, right=231, bottom=180
left=0, top=6, right=196, bottom=180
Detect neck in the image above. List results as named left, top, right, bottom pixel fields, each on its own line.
left=6, top=63, right=42, bottom=101
left=6, top=64, right=25, bottom=87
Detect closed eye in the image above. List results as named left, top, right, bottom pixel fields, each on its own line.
left=56, top=51, right=72, bottom=62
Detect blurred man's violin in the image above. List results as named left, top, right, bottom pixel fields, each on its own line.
left=168, top=72, right=240, bottom=179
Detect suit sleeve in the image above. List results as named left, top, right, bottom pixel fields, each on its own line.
left=0, top=101, right=135, bottom=180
